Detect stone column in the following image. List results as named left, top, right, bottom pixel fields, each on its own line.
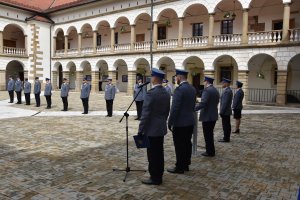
left=178, top=17, right=184, bottom=47
left=131, top=25, right=136, bottom=51
left=78, top=33, right=82, bottom=55
left=276, top=70, right=288, bottom=105
left=108, top=71, right=117, bottom=85
left=208, top=14, right=215, bottom=46
left=111, top=28, right=115, bottom=52
left=282, top=3, right=291, bottom=42
left=53, top=36, right=56, bottom=56
left=238, top=70, right=249, bottom=103
left=0, top=70, right=6, bottom=90
left=203, top=70, right=215, bottom=79
left=63, top=71, right=70, bottom=80
left=76, top=71, right=83, bottom=92
left=64, top=35, right=68, bottom=56
left=93, top=31, right=97, bottom=54
left=242, top=9, right=249, bottom=44
left=52, top=71, right=58, bottom=90
left=153, top=21, right=158, bottom=49
left=91, top=71, right=99, bottom=93
left=24, top=35, right=28, bottom=55
left=0, top=31, right=3, bottom=54
left=127, top=71, right=136, bottom=96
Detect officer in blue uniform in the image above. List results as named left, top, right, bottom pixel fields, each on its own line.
left=134, top=77, right=146, bottom=120
left=44, top=78, right=52, bottom=109
left=15, top=76, right=22, bottom=104
left=80, top=78, right=91, bottom=114
left=195, top=76, right=219, bottom=157
left=138, top=68, right=170, bottom=185
left=167, top=69, right=196, bottom=174
left=219, top=78, right=233, bottom=143
left=61, top=78, right=70, bottom=111
left=7, top=76, right=15, bottom=103
left=105, top=77, right=116, bottom=117
left=232, top=81, right=244, bottom=134
left=24, top=78, right=31, bottom=105
left=34, top=77, right=41, bottom=107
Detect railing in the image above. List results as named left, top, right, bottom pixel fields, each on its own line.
left=81, top=47, right=93, bottom=54
left=287, top=90, right=300, bottom=103
left=248, top=30, right=282, bottom=44
left=157, top=39, right=178, bottom=49
left=216, top=87, right=238, bottom=96
left=3, top=46, right=26, bottom=55
left=289, top=29, right=300, bottom=42
left=134, top=41, right=151, bottom=51
left=114, top=43, right=131, bottom=52
left=96, top=45, right=111, bottom=53
left=213, top=34, right=242, bottom=46
left=67, top=48, right=78, bottom=55
left=183, top=36, right=208, bottom=47
left=248, top=88, right=277, bottom=103
left=55, top=49, right=64, bottom=56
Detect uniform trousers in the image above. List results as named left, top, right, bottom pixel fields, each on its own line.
left=221, top=114, right=231, bottom=141
left=202, top=121, right=216, bottom=156
left=81, top=98, right=89, bottom=113
left=35, top=93, right=40, bottom=107
left=135, top=100, right=143, bottom=119
left=8, top=90, right=14, bottom=103
left=24, top=93, right=30, bottom=105
left=106, top=100, right=113, bottom=116
left=16, top=91, right=22, bottom=103
left=172, top=126, right=194, bottom=169
left=45, top=95, right=51, bottom=108
left=147, top=136, right=164, bottom=182
left=61, top=97, right=68, bottom=111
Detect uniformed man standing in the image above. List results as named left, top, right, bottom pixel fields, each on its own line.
left=24, top=78, right=31, bottom=105
left=80, top=78, right=91, bottom=114
left=195, top=77, right=219, bottom=157
left=15, top=76, right=22, bottom=104
left=61, top=78, right=70, bottom=111
left=7, top=76, right=15, bottom=103
left=219, top=78, right=233, bottom=143
left=232, top=81, right=244, bottom=134
left=134, top=77, right=146, bottom=120
left=167, top=69, right=196, bottom=174
left=105, top=77, right=116, bottom=117
left=138, top=68, right=170, bottom=185
left=34, top=77, right=41, bottom=107
left=163, top=79, right=172, bottom=96
left=44, top=78, right=52, bottom=109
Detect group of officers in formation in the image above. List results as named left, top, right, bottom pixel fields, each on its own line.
left=7, top=68, right=244, bottom=186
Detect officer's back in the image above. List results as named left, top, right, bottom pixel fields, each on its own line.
left=199, top=85, right=220, bottom=122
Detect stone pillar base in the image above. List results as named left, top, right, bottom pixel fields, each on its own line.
left=127, top=71, right=136, bottom=96
left=276, top=70, right=288, bottom=105
left=91, top=71, right=99, bottom=93
left=52, top=71, right=58, bottom=90
left=76, top=71, right=83, bottom=92
left=238, top=70, right=249, bottom=103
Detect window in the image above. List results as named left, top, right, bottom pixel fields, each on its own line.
left=219, top=67, right=232, bottom=83
left=192, top=23, right=203, bottom=37
left=158, top=26, right=166, bottom=40
left=97, top=34, right=101, bottom=46
left=221, top=20, right=233, bottom=34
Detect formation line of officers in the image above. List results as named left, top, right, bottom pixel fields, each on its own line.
left=137, top=68, right=244, bottom=185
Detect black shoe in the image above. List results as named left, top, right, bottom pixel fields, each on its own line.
left=36, top=105, right=40, bottom=107
left=218, top=139, right=230, bottom=143
left=201, top=152, right=215, bottom=157
left=134, top=118, right=140, bottom=120
left=141, top=178, right=162, bottom=185
left=61, top=109, right=67, bottom=111
left=82, top=112, right=88, bottom=114
left=167, top=167, right=184, bottom=174
left=8, top=101, right=13, bottom=103
left=232, top=129, right=240, bottom=134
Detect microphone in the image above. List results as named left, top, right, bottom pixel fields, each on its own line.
left=138, top=81, right=150, bottom=88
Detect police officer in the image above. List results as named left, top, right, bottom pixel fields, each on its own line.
left=219, top=78, right=233, bottom=143
left=24, top=78, right=31, bottom=105
left=44, top=78, right=52, bottom=109
left=195, top=76, right=219, bottom=157
left=34, top=77, right=41, bottom=107
left=81, top=78, right=91, bottom=114
left=61, top=78, right=70, bottom=111
left=105, top=77, right=116, bottom=117
left=163, top=79, right=172, bottom=96
left=138, top=68, right=170, bottom=185
left=167, top=69, right=196, bottom=174
left=232, top=81, right=244, bottom=134
left=7, top=76, right=15, bottom=103
left=15, top=76, right=22, bottom=104
left=134, top=77, right=146, bottom=120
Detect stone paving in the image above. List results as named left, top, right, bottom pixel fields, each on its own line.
left=0, top=91, right=300, bottom=199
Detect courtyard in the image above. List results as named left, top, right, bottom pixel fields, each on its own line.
left=0, top=92, right=299, bottom=199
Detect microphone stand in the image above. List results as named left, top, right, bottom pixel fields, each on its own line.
left=113, top=83, right=147, bottom=182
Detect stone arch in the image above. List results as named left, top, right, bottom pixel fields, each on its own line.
left=155, top=8, right=179, bottom=22
left=3, top=24, right=26, bottom=49
left=96, top=60, right=109, bottom=91
left=287, top=54, right=300, bottom=103
left=113, top=59, right=128, bottom=92
left=213, top=55, right=239, bottom=85
left=54, top=28, right=64, bottom=37
left=6, top=60, right=25, bottom=87
left=183, top=56, right=205, bottom=93
left=156, top=56, right=176, bottom=84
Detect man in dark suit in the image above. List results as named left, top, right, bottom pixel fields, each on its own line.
left=195, top=76, right=219, bottom=157
left=7, top=76, right=15, bottom=103
left=134, top=77, right=146, bottom=120
left=232, top=81, right=244, bottom=134
left=34, top=77, right=41, bottom=107
left=138, top=68, right=170, bottom=185
left=167, top=69, right=196, bottom=174
left=80, top=78, right=91, bottom=114
left=219, top=78, right=233, bottom=143
left=61, top=78, right=70, bottom=111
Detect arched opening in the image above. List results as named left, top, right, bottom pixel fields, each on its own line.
left=67, top=26, right=78, bottom=51
left=95, top=21, right=111, bottom=50
left=287, top=54, right=300, bottom=103
left=55, top=29, right=65, bottom=51
left=80, top=61, right=91, bottom=82
left=96, top=60, right=109, bottom=91
left=67, top=61, right=76, bottom=89
left=134, top=58, right=151, bottom=83
left=157, top=9, right=179, bottom=41
left=183, top=56, right=205, bottom=95
left=81, top=24, right=93, bottom=51
left=156, top=57, right=176, bottom=86
left=114, top=17, right=131, bottom=46
left=214, top=55, right=238, bottom=85
left=114, top=59, right=128, bottom=92
left=58, top=64, right=63, bottom=89
left=3, top=24, right=26, bottom=55
left=134, top=13, right=151, bottom=46
left=6, top=60, right=24, bottom=87
left=248, top=54, right=278, bottom=103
